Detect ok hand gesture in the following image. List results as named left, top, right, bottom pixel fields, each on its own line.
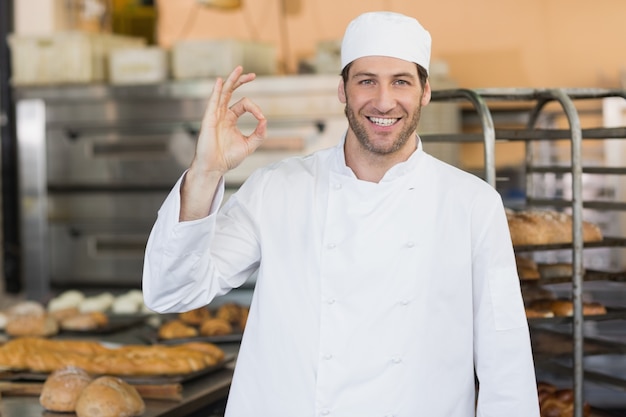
left=181, top=66, right=267, bottom=221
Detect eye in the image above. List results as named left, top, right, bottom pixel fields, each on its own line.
left=394, top=79, right=411, bottom=86
left=358, top=79, right=375, bottom=85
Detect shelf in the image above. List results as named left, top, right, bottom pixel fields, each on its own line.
left=527, top=166, right=626, bottom=175
left=514, top=236, right=626, bottom=252
left=523, top=269, right=626, bottom=285
left=528, top=308, right=626, bottom=326
left=526, top=199, right=626, bottom=211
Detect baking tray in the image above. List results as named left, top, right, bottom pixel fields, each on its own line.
left=151, top=332, right=244, bottom=345
left=0, top=353, right=236, bottom=385
left=514, top=236, right=626, bottom=252
left=59, top=313, right=149, bottom=335
left=528, top=307, right=626, bottom=325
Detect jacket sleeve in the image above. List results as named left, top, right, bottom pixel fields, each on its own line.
left=472, top=191, right=541, bottom=417
left=142, top=172, right=260, bottom=313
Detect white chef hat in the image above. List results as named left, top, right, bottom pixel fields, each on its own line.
left=340, top=11, right=432, bottom=74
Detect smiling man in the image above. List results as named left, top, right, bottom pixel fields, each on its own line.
left=143, top=11, right=540, bottom=417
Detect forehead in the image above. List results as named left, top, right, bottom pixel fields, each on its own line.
left=348, top=56, right=418, bottom=77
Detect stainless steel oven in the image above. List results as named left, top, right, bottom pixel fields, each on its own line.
left=15, top=76, right=350, bottom=300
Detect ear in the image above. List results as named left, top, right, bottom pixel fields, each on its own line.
left=421, top=80, right=432, bottom=106
left=338, top=79, right=347, bottom=104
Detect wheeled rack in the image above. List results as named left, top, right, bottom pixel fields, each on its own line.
left=425, top=87, right=626, bottom=417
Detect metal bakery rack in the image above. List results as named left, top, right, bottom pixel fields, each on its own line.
left=425, top=87, right=626, bottom=417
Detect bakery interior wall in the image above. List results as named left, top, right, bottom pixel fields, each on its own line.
left=154, top=0, right=626, bottom=172
left=155, top=0, right=626, bottom=89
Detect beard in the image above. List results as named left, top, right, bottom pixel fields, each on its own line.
left=344, top=99, right=422, bottom=155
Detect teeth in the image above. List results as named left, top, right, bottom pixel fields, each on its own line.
left=369, top=117, right=397, bottom=126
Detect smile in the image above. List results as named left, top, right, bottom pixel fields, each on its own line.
left=368, top=117, right=398, bottom=127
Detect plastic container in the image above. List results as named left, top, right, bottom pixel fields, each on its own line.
left=8, top=32, right=145, bottom=85
left=109, top=46, right=168, bottom=85
left=171, top=39, right=276, bottom=80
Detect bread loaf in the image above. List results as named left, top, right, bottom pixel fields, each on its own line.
left=526, top=298, right=607, bottom=318
left=0, top=337, right=224, bottom=376
left=507, top=210, right=603, bottom=246
left=516, top=256, right=540, bottom=280
left=40, top=366, right=93, bottom=412
left=75, top=376, right=145, bottom=417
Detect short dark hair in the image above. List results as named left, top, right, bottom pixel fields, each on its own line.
left=340, top=62, right=428, bottom=89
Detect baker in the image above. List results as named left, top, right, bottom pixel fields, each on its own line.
left=143, top=10, right=540, bottom=417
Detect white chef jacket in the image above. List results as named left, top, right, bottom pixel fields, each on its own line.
left=143, top=137, right=540, bottom=417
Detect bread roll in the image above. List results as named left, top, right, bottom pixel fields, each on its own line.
left=216, top=303, right=243, bottom=325
left=199, top=318, right=233, bottom=337
left=158, top=319, right=198, bottom=340
left=60, top=311, right=109, bottom=331
left=79, top=293, right=115, bottom=313
left=5, top=313, right=59, bottom=337
left=40, top=366, right=93, bottom=412
left=48, top=290, right=85, bottom=312
left=49, top=306, right=80, bottom=322
left=179, top=307, right=211, bottom=325
left=75, top=376, right=145, bottom=417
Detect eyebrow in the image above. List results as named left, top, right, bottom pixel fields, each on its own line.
left=352, top=71, right=417, bottom=79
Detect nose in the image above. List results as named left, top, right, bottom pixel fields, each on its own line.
left=372, top=84, right=396, bottom=113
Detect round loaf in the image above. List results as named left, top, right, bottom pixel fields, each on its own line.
left=75, top=376, right=145, bottom=417
left=39, top=366, right=93, bottom=412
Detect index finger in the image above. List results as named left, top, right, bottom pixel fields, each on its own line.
left=221, top=66, right=256, bottom=106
